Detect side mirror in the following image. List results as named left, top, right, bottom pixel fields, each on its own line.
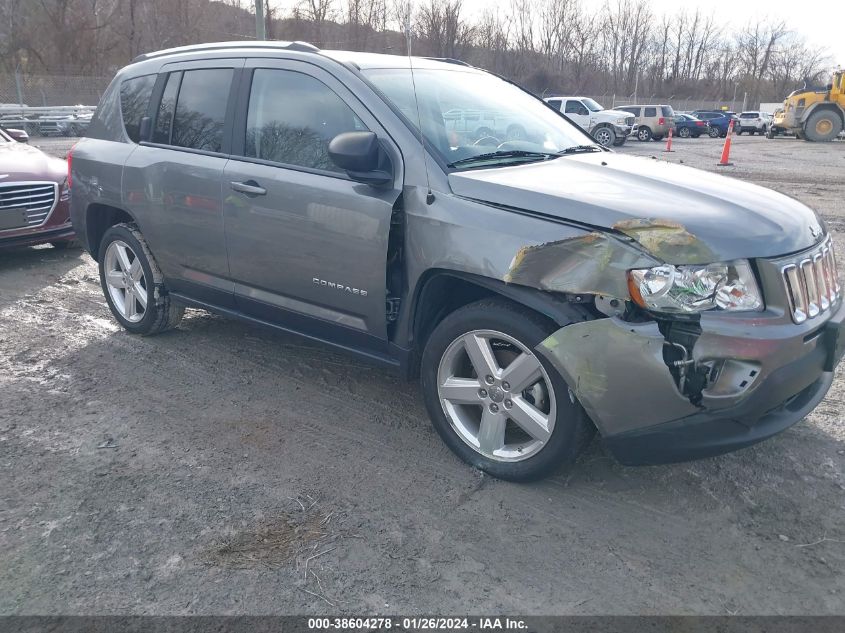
left=328, top=131, right=392, bottom=186
left=138, top=116, right=152, bottom=142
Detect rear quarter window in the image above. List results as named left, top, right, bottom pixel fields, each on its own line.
left=119, top=74, right=156, bottom=143
left=661, top=106, right=674, bottom=117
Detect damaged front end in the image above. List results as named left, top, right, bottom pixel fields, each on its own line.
left=508, top=219, right=843, bottom=464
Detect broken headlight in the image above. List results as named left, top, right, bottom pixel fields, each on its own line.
left=628, top=260, right=762, bottom=313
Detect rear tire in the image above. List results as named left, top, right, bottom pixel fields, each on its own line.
left=420, top=298, right=595, bottom=481
left=98, top=223, right=184, bottom=336
left=678, top=127, right=691, bottom=138
left=708, top=127, right=720, bottom=138
left=637, top=126, right=652, bottom=142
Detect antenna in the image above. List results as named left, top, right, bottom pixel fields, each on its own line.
left=404, top=18, right=435, bottom=205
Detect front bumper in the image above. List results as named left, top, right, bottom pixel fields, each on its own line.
left=537, top=297, right=845, bottom=465
left=0, top=222, right=75, bottom=249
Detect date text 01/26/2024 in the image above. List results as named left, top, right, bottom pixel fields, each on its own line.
left=307, top=617, right=529, bottom=630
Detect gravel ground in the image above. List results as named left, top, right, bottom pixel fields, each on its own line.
left=1, top=134, right=844, bottom=615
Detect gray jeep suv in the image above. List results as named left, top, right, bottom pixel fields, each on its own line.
left=70, top=41, right=845, bottom=481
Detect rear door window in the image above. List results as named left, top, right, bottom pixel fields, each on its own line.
left=644, top=107, right=657, bottom=117
left=120, top=74, right=156, bottom=143
left=171, top=68, right=234, bottom=153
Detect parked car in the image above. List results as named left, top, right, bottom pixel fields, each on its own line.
left=543, top=96, right=634, bottom=147
left=0, top=126, right=75, bottom=250
left=0, top=126, right=29, bottom=143
left=690, top=110, right=734, bottom=137
left=616, top=104, right=675, bottom=141
left=442, top=108, right=530, bottom=144
left=737, top=111, right=772, bottom=135
left=38, top=112, right=91, bottom=137
left=71, top=42, right=844, bottom=481
left=0, top=113, right=38, bottom=136
left=673, top=113, right=709, bottom=138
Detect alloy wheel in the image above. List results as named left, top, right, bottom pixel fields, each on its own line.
left=104, top=240, right=148, bottom=323
left=436, top=329, right=556, bottom=462
left=594, top=128, right=614, bottom=146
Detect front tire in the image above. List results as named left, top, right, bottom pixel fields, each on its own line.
left=678, top=127, right=691, bottom=138
left=637, top=126, right=652, bottom=142
left=804, top=110, right=842, bottom=142
left=98, top=223, right=184, bottom=336
left=420, top=298, right=594, bottom=481
left=592, top=126, right=616, bottom=147
left=708, top=127, right=720, bottom=138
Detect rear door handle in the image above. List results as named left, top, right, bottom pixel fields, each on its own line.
left=230, top=180, right=267, bottom=196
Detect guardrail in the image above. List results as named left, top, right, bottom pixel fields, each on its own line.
left=0, top=105, right=97, bottom=137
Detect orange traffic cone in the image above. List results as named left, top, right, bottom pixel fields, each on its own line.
left=663, top=127, right=674, bottom=152
left=717, top=121, right=734, bottom=166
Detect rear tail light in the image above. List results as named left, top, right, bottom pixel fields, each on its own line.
left=658, top=117, right=665, bottom=125
left=696, top=121, right=704, bottom=126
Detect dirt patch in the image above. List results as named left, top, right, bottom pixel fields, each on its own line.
left=203, top=509, right=328, bottom=570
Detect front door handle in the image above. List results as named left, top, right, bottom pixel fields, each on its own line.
left=230, top=180, right=267, bottom=197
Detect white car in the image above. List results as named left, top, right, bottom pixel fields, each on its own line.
left=737, top=111, right=772, bottom=135
left=544, top=96, right=635, bottom=146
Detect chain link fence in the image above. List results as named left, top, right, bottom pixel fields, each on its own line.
left=0, top=72, right=109, bottom=108
left=584, top=94, right=747, bottom=113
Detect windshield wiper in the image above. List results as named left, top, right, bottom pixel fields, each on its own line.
left=558, top=144, right=604, bottom=155
left=448, top=150, right=559, bottom=168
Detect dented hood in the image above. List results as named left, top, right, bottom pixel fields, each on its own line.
left=448, top=153, right=824, bottom=264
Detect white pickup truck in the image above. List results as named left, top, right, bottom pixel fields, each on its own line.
left=544, top=96, right=635, bottom=146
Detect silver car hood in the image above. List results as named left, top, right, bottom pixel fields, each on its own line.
left=448, top=152, right=823, bottom=264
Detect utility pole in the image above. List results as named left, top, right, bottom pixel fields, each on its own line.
left=255, top=0, right=266, bottom=40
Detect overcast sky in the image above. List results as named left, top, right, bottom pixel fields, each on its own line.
left=458, top=0, right=842, bottom=66
left=271, top=0, right=844, bottom=67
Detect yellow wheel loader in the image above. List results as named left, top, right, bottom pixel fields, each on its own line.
left=771, top=70, right=844, bottom=141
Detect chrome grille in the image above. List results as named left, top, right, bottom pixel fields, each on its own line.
left=0, top=182, right=58, bottom=230
left=782, top=238, right=840, bottom=323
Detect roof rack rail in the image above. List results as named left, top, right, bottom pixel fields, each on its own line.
left=423, top=57, right=472, bottom=67
left=132, top=40, right=319, bottom=63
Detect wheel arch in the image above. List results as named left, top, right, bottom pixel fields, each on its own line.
left=85, top=203, right=138, bottom=261
left=801, top=102, right=845, bottom=126
left=408, top=269, right=592, bottom=376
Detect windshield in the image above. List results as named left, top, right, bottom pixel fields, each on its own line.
left=582, top=98, right=604, bottom=112
left=362, top=67, right=591, bottom=169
